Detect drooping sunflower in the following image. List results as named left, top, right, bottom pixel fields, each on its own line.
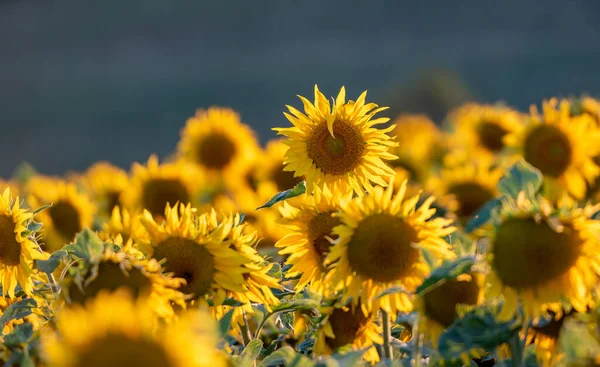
left=276, top=187, right=351, bottom=295
left=415, top=271, right=485, bottom=348
left=0, top=188, right=47, bottom=297
left=139, top=203, right=248, bottom=304
left=274, top=85, right=397, bottom=195
left=27, top=178, right=96, bottom=253
left=43, top=290, right=227, bottom=367
left=63, top=247, right=186, bottom=322
left=428, top=157, right=504, bottom=224
left=326, top=179, right=456, bottom=315
left=527, top=309, right=577, bottom=367
left=447, top=103, right=523, bottom=158
left=82, top=161, right=129, bottom=219
left=314, top=301, right=383, bottom=363
left=177, top=107, right=260, bottom=177
left=505, top=98, right=600, bottom=200
left=122, top=155, right=203, bottom=220
left=486, top=193, right=600, bottom=321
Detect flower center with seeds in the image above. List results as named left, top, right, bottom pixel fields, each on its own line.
left=142, top=179, right=190, bottom=218
left=476, top=121, right=507, bottom=152
left=0, top=214, right=22, bottom=266
left=306, top=120, right=365, bottom=175
left=270, top=162, right=303, bottom=192
left=49, top=201, right=81, bottom=241
left=68, top=262, right=152, bottom=305
left=447, top=182, right=495, bottom=219
left=307, top=211, right=341, bottom=263
left=492, top=218, right=582, bottom=289
left=524, top=125, right=572, bottom=178
left=76, top=333, right=173, bottom=367
left=346, top=214, right=420, bottom=283
left=423, top=276, right=480, bottom=327
left=153, top=237, right=215, bottom=298
left=325, top=307, right=369, bottom=351
left=196, top=133, right=237, bottom=170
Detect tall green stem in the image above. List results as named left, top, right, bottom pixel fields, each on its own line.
left=381, top=310, right=393, bottom=360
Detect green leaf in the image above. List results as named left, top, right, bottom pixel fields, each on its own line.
left=497, top=159, right=542, bottom=199
left=557, top=318, right=600, bottom=365
left=263, top=334, right=287, bottom=357
left=0, top=298, right=37, bottom=331
left=62, top=228, right=104, bottom=261
left=465, top=198, right=503, bottom=234
left=31, top=204, right=52, bottom=216
left=330, top=349, right=368, bottom=366
left=26, top=221, right=43, bottom=233
left=207, top=298, right=246, bottom=307
left=270, top=298, right=320, bottom=314
left=267, top=263, right=282, bottom=280
left=3, top=322, right=34, bottom=347
left=257, top=181, right=306, bottom=209
left=236, top=339, right=264, bottom=366
left=279, top=311, right=295, bottom=331
left=36, top=249, right=68, bottom=274
left=218, top=309, right=235, bottom=338
left=416, top=256, right=476, bottom=295
left=258, top=346, right=313, bottom=367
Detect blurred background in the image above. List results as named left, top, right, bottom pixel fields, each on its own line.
left=1, top=0, right=600, bottom=176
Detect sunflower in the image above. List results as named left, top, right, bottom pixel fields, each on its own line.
left=82, top=161, right=129, bottom=219
left=99, top=206, right=147, bottom=253
left=139, top=203, right=248, bottom=304
left=428, top=157, right=504, bottom=224
left=326, top=179, right=455, bottom=315
left=122, top=155, right=203, bottom=221
left=0, top=187, right=48, bottom=298
left=177, top=107, right=260, bottom=177
left=27, top=178, right=96, bottom=253
left=0, top=179, right=19, bottom=197
left=256, top=139, right=305, bottom=197
left=276, top=187, right=351, bottom=295
left=486, top=193, right=600, bottom=321
left=314, top=301, right=383, bottom=363
left=415, top=272, right=485, bottom=347
left=505, top=98, right=600, bottom=200
left=43, top=290, right=227, bottom=367
left=447, top=103, right=523, bottom=158
left=274, top=85, right=397, bottom=195
left=576, top=96, right=600, bottom=125
left=527, top=309, right=577, bottom=367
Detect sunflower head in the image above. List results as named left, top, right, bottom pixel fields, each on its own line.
left=122, top=155, right=203, bottom=221
left=326, top=179, right=455, bottom=315
left=486, top=193, right=600, bottom=321
left=43, top=290, right=227, bottom=367
left=177, top=107, right=260, bottom=177
left=26, top=177, right=95, bottom=253
left=274, top=85, right=397, bottom=195
left=82, top=162, right=129, bottom=218
left=505, top=98, right=600, bottom=200
left=255, top=139, right=305, bottom=197
left=98, top=206, right=147, bottom=254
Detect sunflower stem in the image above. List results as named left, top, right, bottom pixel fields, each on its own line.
left=240, top=310, right=253, bottom=346
left=507, top=332, right=524, bottom=367
left=381, top=310, right=393, bottom=361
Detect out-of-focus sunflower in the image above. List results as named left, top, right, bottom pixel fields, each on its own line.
left=43, top=290, right=227, bottom=367
left=276, top=187, right=351, bottom=295
left=527, top=309, right=577, bottom=367
left=64, top=247, right=186, bottom=321
left=314, top=301, right=383, bottom=363
left=505, top=99, right=600, bottom=200
left=177, top=107, right=259, bottom=177
left=447, top=103, right=523, bottom=158
left=82, top=162, right=129, bottom=219
left=99, top=206, right=147, bottom=253
left=326, top=180, right=455, bottom=315
left=274, top=85, right=397, bottom=195
left=486, top=193, right=600, bottom=321
left=256, top=139, right=305, bottom=197
left=575, top=96, right=600, bottom=125
left=415, top=272, right=485, bottom=348
left=27, top=178, right=95, bottom=253
left=122, top=155, right=203, bottom=221
left=0, top=179, right=19, bottom=197
left=139, top=203, right=248, bottom=304
left=0, top=188, right=47, bottom=297
left=428, top=157, right=504, bottom=224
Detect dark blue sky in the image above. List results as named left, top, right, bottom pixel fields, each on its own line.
left=1, top=0, right=600, bottom=176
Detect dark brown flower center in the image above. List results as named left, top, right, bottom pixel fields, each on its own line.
left=389, top=158, right=420, bottom=182
left=306, top=120, right=365, bottom=175
left=0, top=214, right=22, bottom=266
left=492, top=218, right=582, bottom=288
left=270, top=162, right=303, bottom=192
left=325, top=307, right=370, bottom=351
left=423, top=275, right=480, bottom=327
left=196, top=133, right=237, bottom=170
left=153, top=237, right=215, bottom=298
left=447, top=182, right=495, bottom=219
left=105, top=190, right=121, bottom=214
left=76, top=333, right=173, bottom=367
left=142, top=179, right=190, bottom=218
left=49, top=201, right=82, bottom=241
left=347, top=214, right=420, bottom=283
left=524, top=125, right=572, bottom=178
left=476, top=121, right=507, bottom=152
left=307, top=211, right=340, bottom=263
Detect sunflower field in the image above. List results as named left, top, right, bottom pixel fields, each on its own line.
left=1, top=86, right=600, bottom=367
